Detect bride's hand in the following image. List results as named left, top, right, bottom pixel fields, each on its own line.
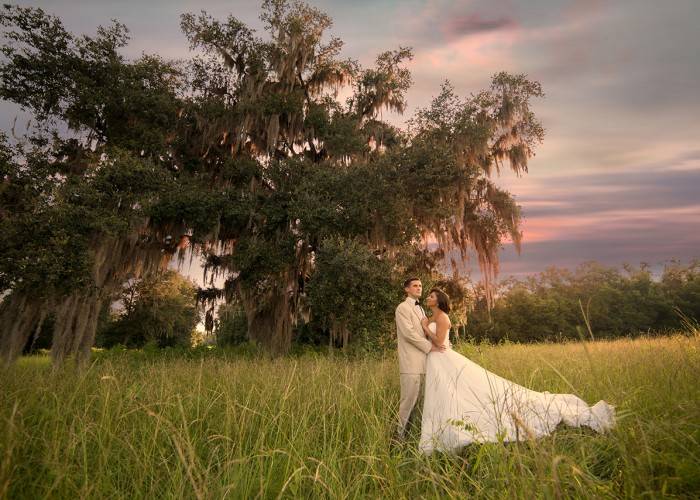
left=420, top=318, right=429, bottom=327
left=431, top=343, right=446, bottom=352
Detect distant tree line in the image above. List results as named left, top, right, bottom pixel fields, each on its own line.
left=91, top=259, right=699, bottom=352
left=97, top=270, right=201, bottom=349
left=466, top=260, right=700, bottom=343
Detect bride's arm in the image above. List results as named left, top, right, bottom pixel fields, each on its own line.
left=434, top=315, right=450, bottom=346
left=420, top=318, right=442, bottom=346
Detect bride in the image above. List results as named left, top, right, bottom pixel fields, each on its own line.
left=418, top=288, right=615, bottom=454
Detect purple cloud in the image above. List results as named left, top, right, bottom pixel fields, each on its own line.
left=443, top=13, right=519, bottom=39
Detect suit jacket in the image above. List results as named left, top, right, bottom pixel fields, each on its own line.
left=396, top=297, right=433, bottom=374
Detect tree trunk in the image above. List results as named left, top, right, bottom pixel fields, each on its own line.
left=237, top=281, right=296, bottom=355
left=50, top=292, right=104, bottom=368
left=0, top=294, right=43, bottom=366
left=1, top=222, right=177, bottom=369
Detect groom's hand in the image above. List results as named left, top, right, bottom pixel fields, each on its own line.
left=431, top=343, right=446, bottom=353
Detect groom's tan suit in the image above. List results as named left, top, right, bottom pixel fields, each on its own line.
left=396, top=297, right=433, bottom=438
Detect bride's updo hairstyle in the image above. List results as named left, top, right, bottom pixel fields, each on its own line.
left=430, top=288, right=451, bottom=314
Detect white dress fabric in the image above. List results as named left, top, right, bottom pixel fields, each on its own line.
left=420, top=324, right=615, bottom=454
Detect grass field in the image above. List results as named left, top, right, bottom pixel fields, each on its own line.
left=1, top=334, right=698, bottom=499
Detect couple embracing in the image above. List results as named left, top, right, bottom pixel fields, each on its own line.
left=395, top=277, right=615, bottom=454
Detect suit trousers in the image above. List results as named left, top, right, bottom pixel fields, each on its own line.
left=397, top=373, right=423, bottom=438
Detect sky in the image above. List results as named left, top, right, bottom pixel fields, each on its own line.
left=2, top=0, right=699, bottom=281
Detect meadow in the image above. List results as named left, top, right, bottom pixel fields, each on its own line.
left=1, top=334, right=698, bottom=499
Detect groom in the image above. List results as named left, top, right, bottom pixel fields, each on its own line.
left=395, top=277, right=444, bottom=440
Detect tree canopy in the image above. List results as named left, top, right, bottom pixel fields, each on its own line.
left=0, top=1, right=544, bottom=366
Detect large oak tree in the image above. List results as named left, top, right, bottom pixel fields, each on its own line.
left=0, top=0, right=543, bottom=365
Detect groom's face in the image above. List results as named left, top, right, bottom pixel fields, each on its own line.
left=405, top=280, right=422, bottom=300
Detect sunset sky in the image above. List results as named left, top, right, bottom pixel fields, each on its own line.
left=3, top=0, right=699, bottom=280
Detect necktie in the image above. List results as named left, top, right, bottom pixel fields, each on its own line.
left=415, top=300, right=424, bottom=318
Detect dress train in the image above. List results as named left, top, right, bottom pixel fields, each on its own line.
left=419, top=326, right=615, bottom=453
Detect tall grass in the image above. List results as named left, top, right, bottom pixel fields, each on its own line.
left=1, top=334, right=698, bottom=499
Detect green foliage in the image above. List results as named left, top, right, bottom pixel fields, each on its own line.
left=97, top=270, right=200, bottom=348
left=214, top=302, right=248, bottom=347
left=319, top=113, right=368, bottom=157
left=0, top=5, right=184, bottom=158
left=0, top=140, right=174, bottom=297
left=305, top=237, right=396, bottom=350
left=292, top=162, right=374, bottom=240
left=351, top=48, right=413, bottom=118
left=231, top=235, right=299, bottom=292
left=0, top=3, right=183, bottom=307
left=468, top=261, right=700, bottom=343
left=146, top=174, right=229, bottom=241
left=658, top=259, right=700, bottom=324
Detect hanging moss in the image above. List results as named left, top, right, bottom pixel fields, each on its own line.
left=1, top=3, right=544, bottom=363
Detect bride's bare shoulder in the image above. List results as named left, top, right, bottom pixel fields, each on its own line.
left=436, top=313, right=451, bottom=327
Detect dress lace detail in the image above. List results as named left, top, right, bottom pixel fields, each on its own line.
left=419, top=323, right=615, bottom=453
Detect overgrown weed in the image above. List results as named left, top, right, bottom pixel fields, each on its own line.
left=1, top=334, right=697, bottom=498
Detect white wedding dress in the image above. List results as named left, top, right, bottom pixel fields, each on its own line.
left=420, top=324, right=615, bottom=454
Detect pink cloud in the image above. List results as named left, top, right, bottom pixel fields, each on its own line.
left=395, top=0, right=524, bottom=70
left=521, top=205, right=700, bottom=244
left=410, top=25, right=522, bottom=71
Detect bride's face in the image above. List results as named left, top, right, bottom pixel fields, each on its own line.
left=426, top=292, right=438, bottom=307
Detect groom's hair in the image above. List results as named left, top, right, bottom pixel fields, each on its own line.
left=404, top=277, right=420, bottom=289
